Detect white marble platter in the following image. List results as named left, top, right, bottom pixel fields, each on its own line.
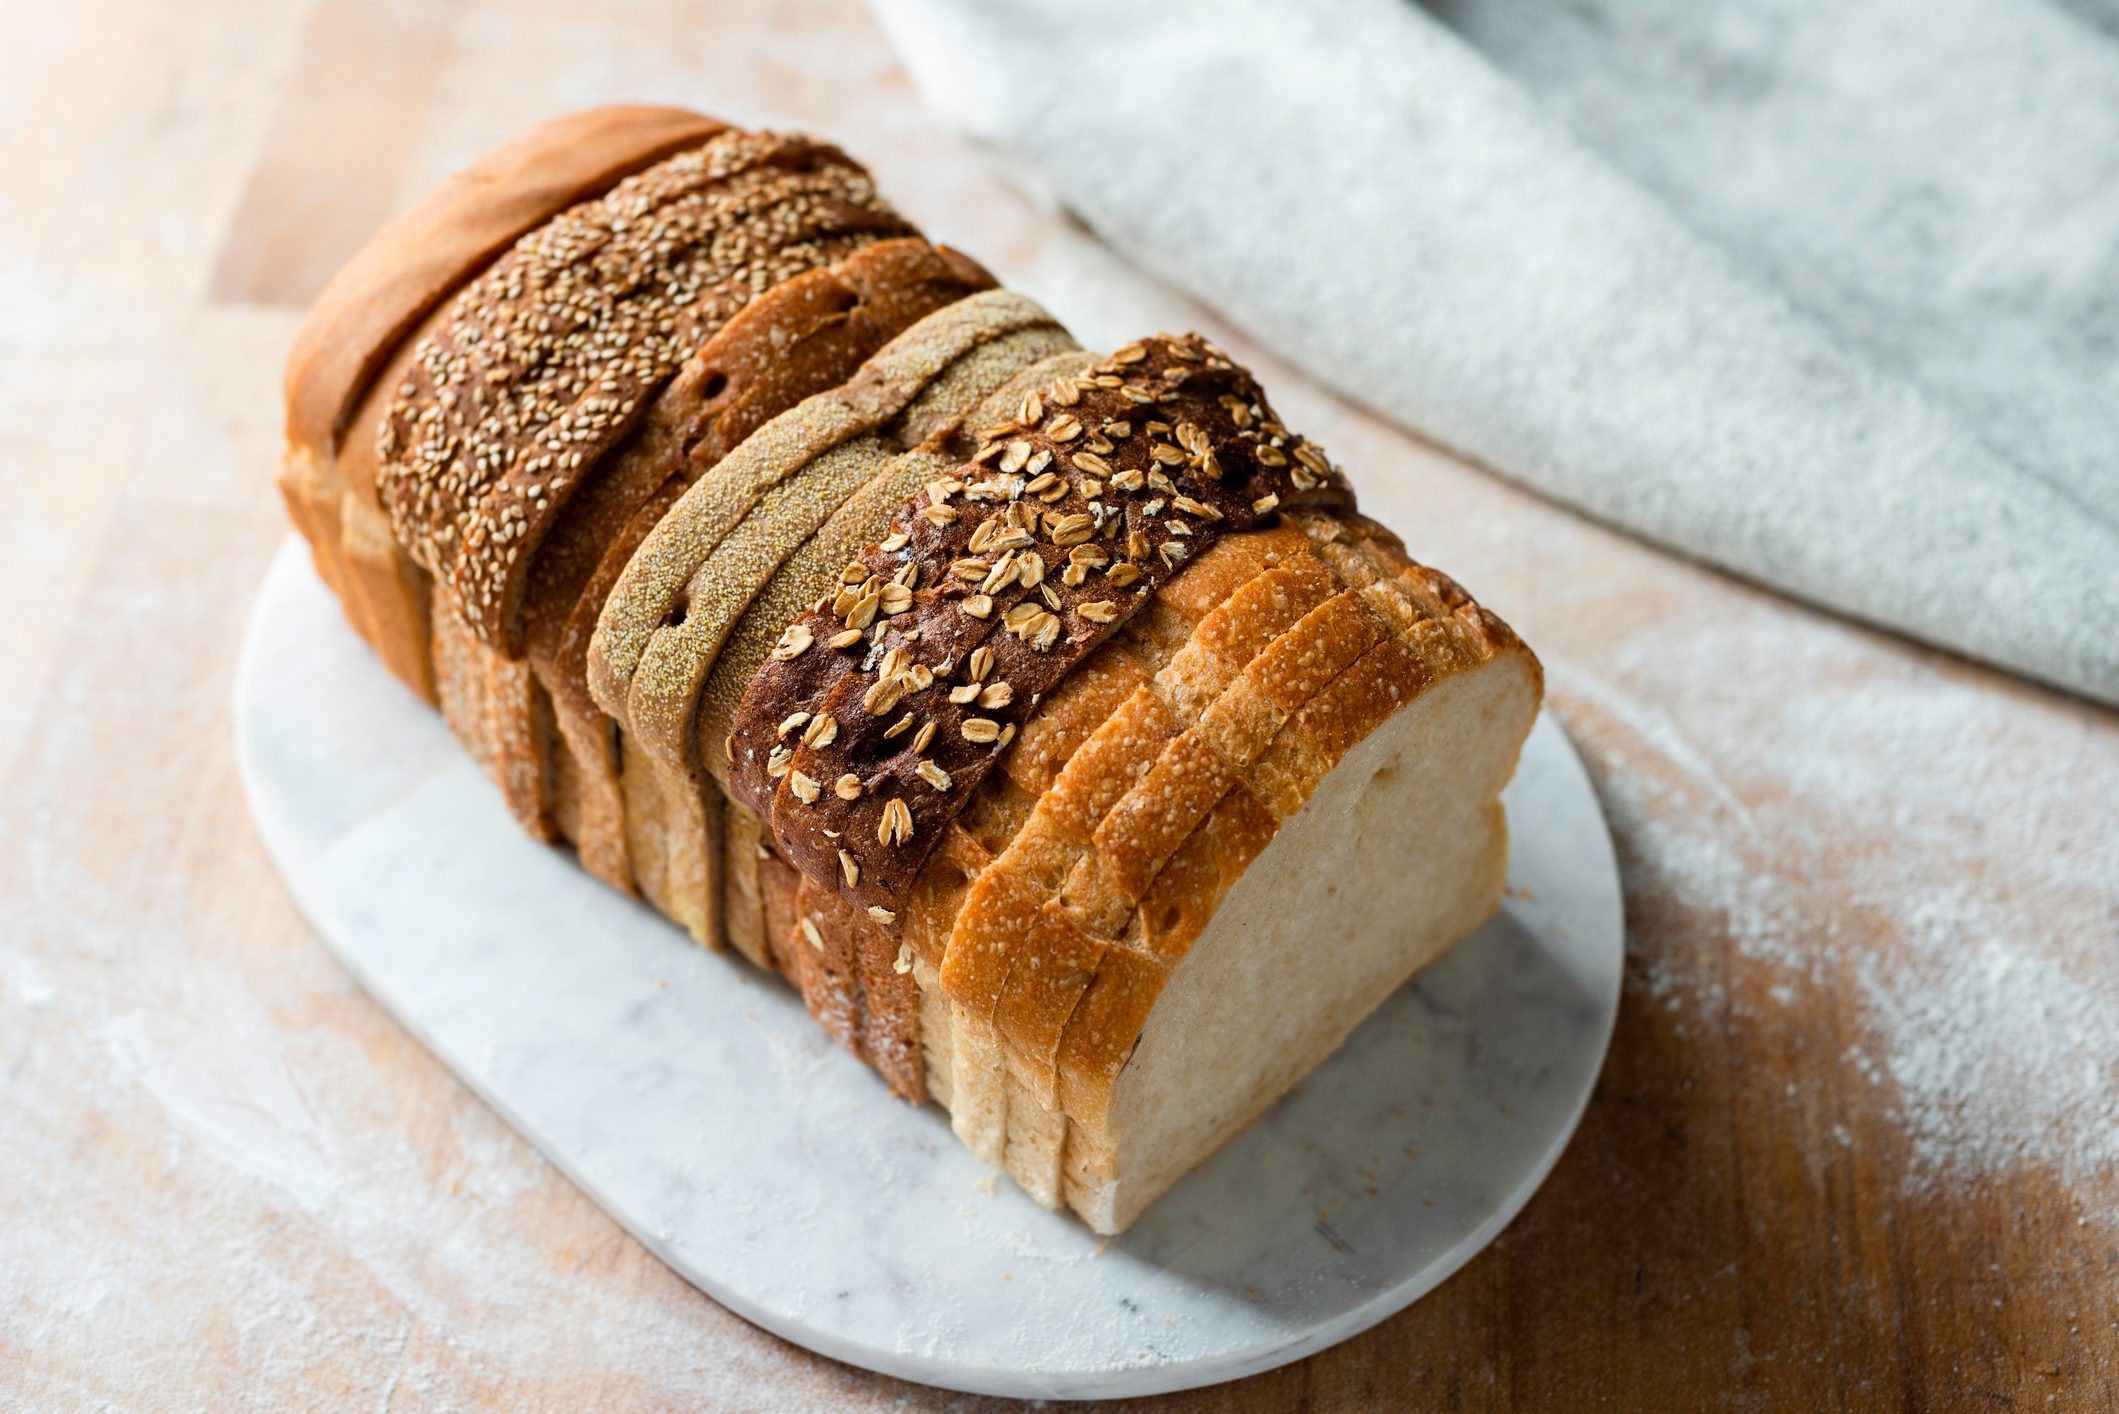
left=233, top=539, right=1624, bottom=1400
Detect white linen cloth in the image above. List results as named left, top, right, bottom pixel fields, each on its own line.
left=870, top=0, right=2119, bottom=705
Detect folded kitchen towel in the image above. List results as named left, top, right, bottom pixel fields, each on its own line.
left=871, top=0, right=2119, bottom=705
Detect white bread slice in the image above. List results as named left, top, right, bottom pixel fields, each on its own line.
left=1065, top=644, right=1536, bottom=1231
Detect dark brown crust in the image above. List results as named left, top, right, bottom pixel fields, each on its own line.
left=285, top=105, right=729, bottom=461
left=726, top=335, right=1356, bottom=918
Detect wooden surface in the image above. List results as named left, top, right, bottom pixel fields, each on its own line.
left=3, top=1, right=2114, bottom=1408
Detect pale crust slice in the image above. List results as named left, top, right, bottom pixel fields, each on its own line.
left=962, top=550, right=1395, bottom=1104
left=939, top=529, right=1323, bottom=1011
left=1053, top=628, right=1436, bottom=1129
left=913, top=513, right=1494, bottom=1127
left=1048, top=523, right=1489, bottom=1129
left=983, top=589, right=1390, bottom=1089
left=910, top=542, right=1313, bottom=1109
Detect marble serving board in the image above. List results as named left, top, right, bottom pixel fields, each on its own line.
left=234, top=540, right=1623, bottom=1400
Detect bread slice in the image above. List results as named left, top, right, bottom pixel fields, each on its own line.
left=1075, top=641, right=1536, bottom=1231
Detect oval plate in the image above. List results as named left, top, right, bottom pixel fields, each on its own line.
left=235, top=540, right=1622, bottom=1400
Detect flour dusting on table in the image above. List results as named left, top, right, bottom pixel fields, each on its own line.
left=1556, top=610, right=2119, bottom=1220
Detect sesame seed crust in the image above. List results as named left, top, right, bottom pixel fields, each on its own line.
left=282, top=107, right=738, bottom=710
left=376, top=129, right=911, bottom=652
left=286, top=105, right=730, bottom=464
left=726, top=334, right=1358, bottom=918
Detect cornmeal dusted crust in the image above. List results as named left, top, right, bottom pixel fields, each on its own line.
left=588, top=290, right=1072, bottom=730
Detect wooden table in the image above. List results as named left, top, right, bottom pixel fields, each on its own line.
left=5, top=1, right=2113, bottom=1407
